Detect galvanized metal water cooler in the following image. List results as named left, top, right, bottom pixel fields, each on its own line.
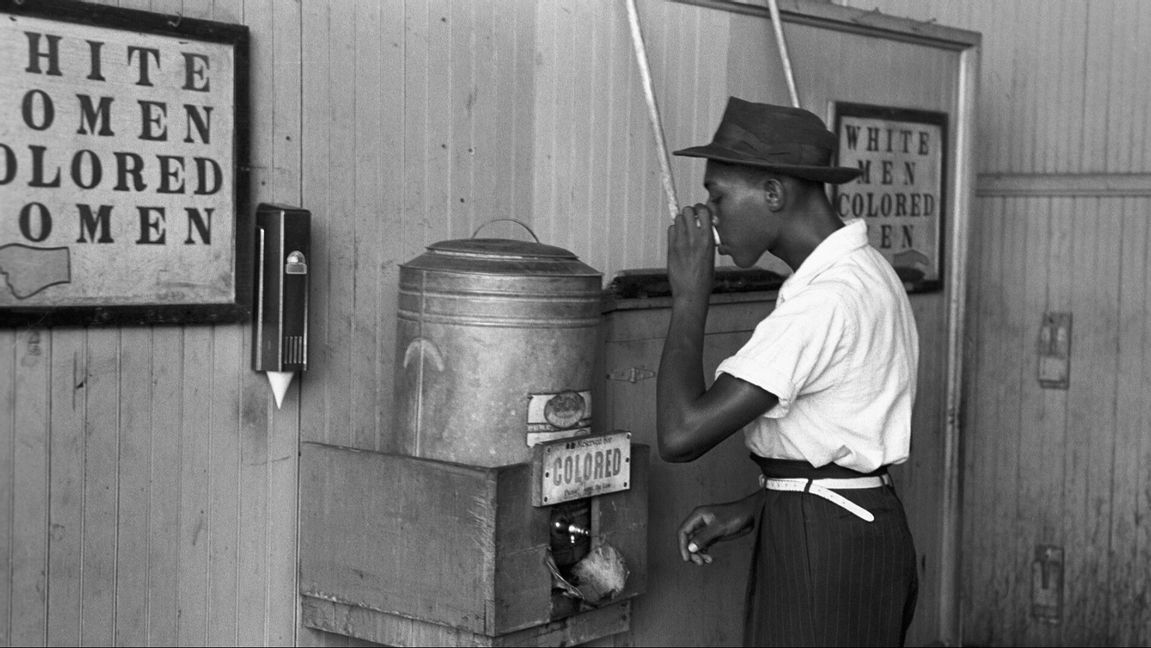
left=299, top=224, right=648, bottom=646
left=393, top=234, right=603, bottom=466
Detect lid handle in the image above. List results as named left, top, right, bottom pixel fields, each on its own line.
left=470, top=219, right=540, bottom=243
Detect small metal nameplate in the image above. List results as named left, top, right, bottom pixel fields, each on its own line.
left=525, top=390, right=593, bottom=447
left=532, top=431, right=631, bottom=507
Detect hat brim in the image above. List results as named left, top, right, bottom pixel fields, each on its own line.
left=673, top=144, right=861, bottom=185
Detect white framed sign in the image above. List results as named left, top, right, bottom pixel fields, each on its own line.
left=831, top=102, right=948, bottom=293
left=0, top=0, right=250, bottom=326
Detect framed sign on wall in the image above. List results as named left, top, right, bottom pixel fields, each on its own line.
left=830, top=102, right=948, bottom=293
left=0, top=0, right=250, bottom=326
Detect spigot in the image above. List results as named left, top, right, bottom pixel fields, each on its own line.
left=553, top=518, right=591, bottom=544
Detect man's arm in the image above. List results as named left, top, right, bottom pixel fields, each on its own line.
left=657, top=206, right=779, bottom=462
left=657, top=351, right=778, bottom=461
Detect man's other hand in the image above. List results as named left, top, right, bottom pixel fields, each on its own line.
left=676, top=492, right=761, bottom=565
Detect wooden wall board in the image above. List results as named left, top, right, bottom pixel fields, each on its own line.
left=11, top=329, right=49, bottom=646
left=898, top=292, right=948, bottom=637
left=1026, top=195, right=1076, bottom=646
left=206, top=327, right=241, bottom=646
left=1080, top=2, right=1112, bottom=174
left=584, top=0, right=613, bottom=284
left=958, top=197, right=998, bottom=646
left=114, top=327, right=154, bottom=645
left=571, top=0, right=599, bottom=255
left=298, top=0, right=332, bottom=449
left=146, top=328, right=182, bottom=646
left=954, top=196, right=980, bottom=642
left=1014, top=198, right=1063, bottom=647
left=268, top=386, right=301, bottom=646
left=1110, top=198, right=1148, bottom=645
left=425, top=0, right=453, bottom=248
left=320, top=0, right=358, bottom=449
left=531, top=0, right=567, bottom=251
left=46, top=328, right=85, bottom=646
left=238, top=326, right=271, bottom=648
left=966, top=201, right=1010, bottom=642
left=374, top=0, right=408, bottom=456
left=176, top=326, right=212, bottom=647
left=447, top=0, right=475, bottom=242
left=1133, top=201, right=1151, bottom=647
left=0, top=330, right=12, bottom=647
left=507, top=0, right=537, bottom=231
left=79, top=330, right=118, bottom=645
left=349, top=0, right=385, bottom=452
left=1066, top=199, right=1123, bottom=643
left=400, top=0, right=431, bottom=252
left=991, top=200, right=1028, bottom=644
left=1002, top=201, right=1029, bottom=643
left=1029, top=197, right=1072, bottom=646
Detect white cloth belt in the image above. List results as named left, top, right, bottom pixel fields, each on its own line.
left=758, top=473, right=891, bottom=523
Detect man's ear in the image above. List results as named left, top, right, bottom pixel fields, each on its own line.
left=763, top=177, right=785, bottom=212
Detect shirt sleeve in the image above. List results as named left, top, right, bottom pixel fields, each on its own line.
left=714, top=288, right=851, bottom=419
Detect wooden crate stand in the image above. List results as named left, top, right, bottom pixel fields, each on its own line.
left=299, top=441, right=649, bottom=646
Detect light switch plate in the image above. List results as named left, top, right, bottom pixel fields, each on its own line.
left=1038, top=312, right=1071, bottom=389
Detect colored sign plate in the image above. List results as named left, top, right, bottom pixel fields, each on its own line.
left=532, top=431, right=631, bottom=507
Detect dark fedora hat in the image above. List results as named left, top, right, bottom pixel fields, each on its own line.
left=674, top=97, right=861, bottom=184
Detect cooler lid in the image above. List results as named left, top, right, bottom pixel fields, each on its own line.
left=426, top=237, right=578, bottom=260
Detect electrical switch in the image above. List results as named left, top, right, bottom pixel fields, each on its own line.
left=1038, top=312, right=1071, bottom=389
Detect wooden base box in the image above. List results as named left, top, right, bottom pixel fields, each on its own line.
left=299, top=441, right=649, bottom=646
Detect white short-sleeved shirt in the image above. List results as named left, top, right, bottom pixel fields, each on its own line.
left=714, top=219, right=919, bottom=473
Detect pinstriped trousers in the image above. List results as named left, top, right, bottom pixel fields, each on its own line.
left=745, top=458, right=918, bottom=647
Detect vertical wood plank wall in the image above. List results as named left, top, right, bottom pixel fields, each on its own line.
left=1, top=1, right=970, bottom=646
left=846, top=1, right=1151, bottom=645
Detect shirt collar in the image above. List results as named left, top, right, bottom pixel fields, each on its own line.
left=778, top=219, right=869, bottom=299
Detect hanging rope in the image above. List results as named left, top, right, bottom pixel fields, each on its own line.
left=625, top=0, right=798, bottom=239
left=625, top=0, right=722, bottom=244
left=624, top=0, right=679, bottom=223
left=767, top=0, right=801, bottom=108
